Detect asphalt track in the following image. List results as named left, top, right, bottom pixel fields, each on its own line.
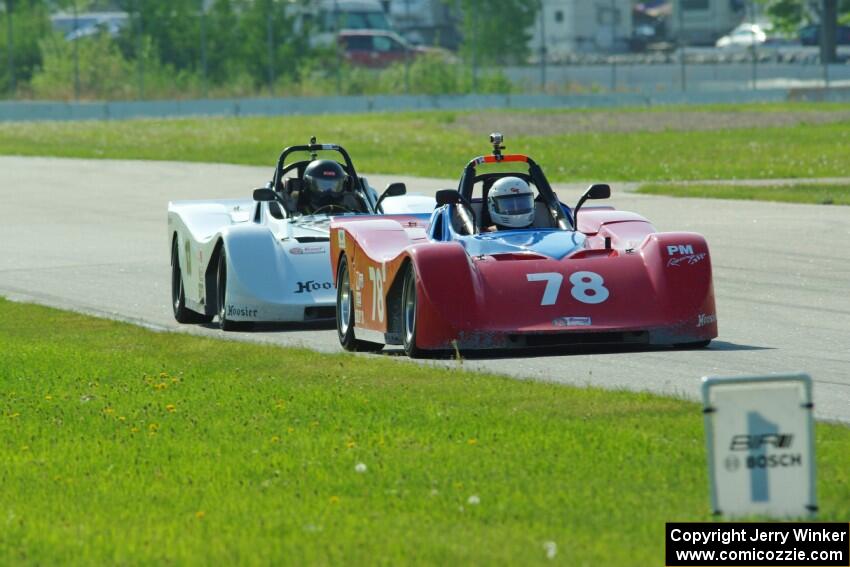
left=2, top=156, right=849, bottom=422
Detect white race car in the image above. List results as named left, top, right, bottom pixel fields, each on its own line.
left=168, top=140, right=434, bottom=330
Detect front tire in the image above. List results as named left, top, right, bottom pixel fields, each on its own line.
left=336, top=254, right=383, bottom=352
left=217, top=247, right=250, bottom=331
left=172, top=239, right=212, bottom=324
left=401, top=263, right=425, bottom=358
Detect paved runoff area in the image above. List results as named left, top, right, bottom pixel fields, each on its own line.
left=1, top=156, right=849, bottom=422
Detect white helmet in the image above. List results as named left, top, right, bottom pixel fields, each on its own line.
left=487, top=176, right=535, bottom=229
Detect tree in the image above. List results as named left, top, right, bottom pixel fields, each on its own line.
left=1, top=0, right=52, bottom=94
left=454, top=0, right=538, bottom=65
left=760, top=0, right=849, bottom=62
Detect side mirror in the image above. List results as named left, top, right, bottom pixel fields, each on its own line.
left=587, top=183, right=611, bottom=200
left=376, top=182, right=407, bottom=211
left=253, top=188, right=277, bottom=202
left=435, top=189, right=461, bottom=206
left=573, top=183, right=611, bottom=229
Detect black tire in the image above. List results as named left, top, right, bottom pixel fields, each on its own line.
left=673, top=339, right=711, bottom=350
left=401, top=263, right=425, bottom=358
left=216, top=247, right=251, bottom=331
left=336, top=255, right=383, bottom=352
left=171, top=239, right=213, bottom=324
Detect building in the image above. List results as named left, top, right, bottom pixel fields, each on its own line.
left=385, top=0, right=461, bottom=49
left=669, top=0, right=747, bottom=45
left=528, top=0, right=634, bottom=58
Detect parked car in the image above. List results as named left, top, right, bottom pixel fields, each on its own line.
left=715, top=23, right=768, bottom=49
left=338, top=30, right=425, bottom=68
left=799, top=24, right=850, bottom=46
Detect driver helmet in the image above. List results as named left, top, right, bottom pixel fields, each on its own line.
left=487, top=176, right=535, bottom=229
left=303, top=159, right=346, bottom=208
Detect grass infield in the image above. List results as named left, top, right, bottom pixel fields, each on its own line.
left=1, top=298, right=849, bottom=565
left=636, top=183, right=850, bottom=206
left=0, top=103, right=849, bottom=183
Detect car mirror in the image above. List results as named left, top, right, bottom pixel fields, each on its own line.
left=573, top=184, right=611, bottom=229
left=253, top=188, right=277, bottom=202
left=435, top=189, right=461, bottom=206
left=376, top=182, right=407, bottom=211
left=587, top=183, right=611, bottom=200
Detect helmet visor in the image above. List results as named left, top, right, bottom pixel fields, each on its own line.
left=492, top=194, right=533, bottom=215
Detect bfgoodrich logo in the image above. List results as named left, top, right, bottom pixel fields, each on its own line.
left=295, top=281, right=333, bottom=294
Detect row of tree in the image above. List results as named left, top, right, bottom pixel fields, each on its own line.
left=0, top=0, right=538, bottom=98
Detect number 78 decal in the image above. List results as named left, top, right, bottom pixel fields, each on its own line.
left=526, top=271, right=609, bottom=305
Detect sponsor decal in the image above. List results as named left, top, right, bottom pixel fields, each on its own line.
left=227, top=305, right=258, bottom=318
left=667, top=253, right=706, bottom=267
left=354, top=291, right=362, bottom=308
left=697, top=313, right=717, bottom=327
left=552, top=316, right=592, bottom=327
left=357, top=271, right=364, bottom=291
left=337, top=230, right=346, bottom=249
left=289, top=246, right=326, bottom=255
left=295, top=280, right=333, bottom=294
left=667, top=244, right=694, bottom=256
left=729, top=433, right=803, bottom=469
left=322, top=170, right=337, bottom=177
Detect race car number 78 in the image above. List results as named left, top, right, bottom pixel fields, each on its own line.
left=527, top=271, right=609, bottom=305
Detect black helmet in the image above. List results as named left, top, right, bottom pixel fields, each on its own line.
left=303, top=159, right=346, bottom=199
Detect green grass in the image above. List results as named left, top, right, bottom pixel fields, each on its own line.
left=1, top=299, right=849, bottom=565
left=1, top=104, right=849, bottom=182
left=637, top=183, right=850, bottom=205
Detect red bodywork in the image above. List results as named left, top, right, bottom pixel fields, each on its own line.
left=329, top=207, right=718, bottom=352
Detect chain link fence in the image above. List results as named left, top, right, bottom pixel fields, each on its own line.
left=2, top=2, right=849, bottom=102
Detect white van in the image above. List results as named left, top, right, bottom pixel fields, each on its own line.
left=291, top=0, right=393, bottom=48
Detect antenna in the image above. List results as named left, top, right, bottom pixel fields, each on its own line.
left=490, top=132, right=505, bottom=161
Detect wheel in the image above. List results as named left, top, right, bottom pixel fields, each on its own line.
left=216, top=247, right=250, bottom=331
left=171, top=239, right=212, bottom=324
left=401, top=263, right=425, bottom=358
left=336, top=255, right=383, bottom=352
left=673, top=339, right=711, bottom=350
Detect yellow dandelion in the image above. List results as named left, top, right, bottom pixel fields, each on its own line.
left=148, top=423, right=159, bottom=433
left=45, top=395, right=52, bottom=401
left=154, top=383, right=168, bottom=390
left=166, top=404, right=176, bottom=413
left=159, top=372, right=168, bottom=378
left=346, top=441, right=356, bottom=449
left=130, top=426, right=140, bottom=433
left=103, top=407, right=115, bottom=415
left=275, top=400, right=286, bottom=410
left=196, top=511, right=206, bottom=520
left=270, top=436, right=280, bottom=443
left=329, top=496, right=340, bottom=505
left=287, top=427, right=295, bottom=433
left=118, top=416, right=126, bottom=422
left=467, top=438, right=478, bottom=445
left=171, top=377, right=179, bottom=383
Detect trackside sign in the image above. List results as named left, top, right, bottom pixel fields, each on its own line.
left=701, top=374, right=816, bottom=518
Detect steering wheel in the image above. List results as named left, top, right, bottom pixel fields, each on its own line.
left=312, top=203, right=356, bottom=215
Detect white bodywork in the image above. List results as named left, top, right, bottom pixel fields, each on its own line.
left=168, top=192, right=434, bottom=323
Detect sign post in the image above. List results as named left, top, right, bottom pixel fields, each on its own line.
left=702, top=373, right=816, bottom=518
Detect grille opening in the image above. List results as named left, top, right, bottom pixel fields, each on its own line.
left=304, top=306, right=336, bottom=320
left=509, top=331, right=649, bottom=348
left=295, top=236, right=330, bottom=243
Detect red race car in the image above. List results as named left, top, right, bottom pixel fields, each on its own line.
left=329, top=134, right=717, bottom=357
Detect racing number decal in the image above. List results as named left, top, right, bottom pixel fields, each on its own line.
left=569, top=271, right=609, bottom=305
left=526, top=273, right=563, bottom=305
left=527, top=271, right=609, bottom=306
left=368, top=263, right=387, bottom=322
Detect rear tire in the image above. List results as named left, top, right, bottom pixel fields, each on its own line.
left=172, top=239, right=212, bottom=324
left=401, top=263, right=425, bottom=358
left=216, top=247, right=251, bottom=331
left=336, top=254, right=383, bottom=352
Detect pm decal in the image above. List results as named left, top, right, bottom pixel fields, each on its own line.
left=667, top=244, right=694, bottom=256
